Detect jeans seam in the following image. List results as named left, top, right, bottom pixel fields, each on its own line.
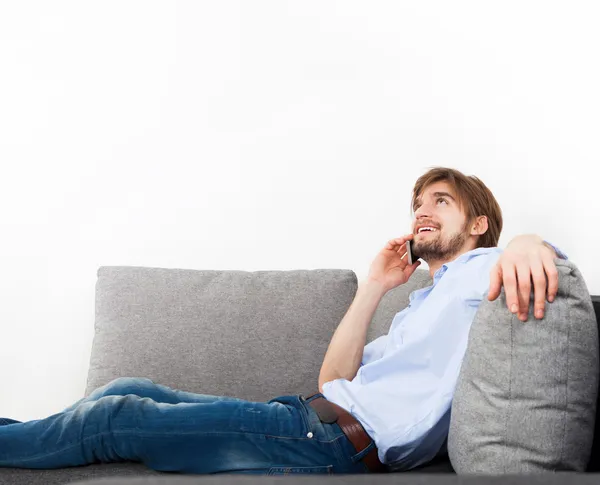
left=350, top=439, right=376, bottom=461
left=112, top=429, right=341, bottom=442
left=329, top=432, right=360, bottom=468
left=296, top=396, right=315, bottom=435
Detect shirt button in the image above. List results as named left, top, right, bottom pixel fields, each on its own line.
left=306, top=432, right=314, bottom=438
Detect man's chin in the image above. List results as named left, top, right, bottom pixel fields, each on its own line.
left=413, top=243, right=446, bottom=262
left=413, top=241, right=436, bottom=255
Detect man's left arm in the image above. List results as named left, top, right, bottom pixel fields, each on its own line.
left=487, top=234, right=567, bottom=322
left=542, top=240, right=569, bottom=260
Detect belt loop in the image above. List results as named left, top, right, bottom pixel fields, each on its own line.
left=351, top=439, right=377, bottom=463
left=304, top=393, right=323, bottom=404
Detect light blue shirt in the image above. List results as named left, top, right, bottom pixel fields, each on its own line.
left=322, top=243, right=567, bottom=471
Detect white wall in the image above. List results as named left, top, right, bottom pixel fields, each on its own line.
left=1, top=1, right=598, bottom=422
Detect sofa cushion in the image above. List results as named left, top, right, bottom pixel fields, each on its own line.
left=66, top=475, right=600, bottom=485
left=0, top=463, right=162, bottom=485
left=86, top=266, right=358, bottom=402
left=448, top=259, right=599, bottom=473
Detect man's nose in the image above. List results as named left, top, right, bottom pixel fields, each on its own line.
left=414, top=203, right=432, bottom=218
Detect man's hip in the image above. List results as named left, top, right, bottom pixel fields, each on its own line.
left=301, top=393, right=386, bottom=473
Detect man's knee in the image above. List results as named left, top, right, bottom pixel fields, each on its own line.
left=105, top=377, right=153, bottom=394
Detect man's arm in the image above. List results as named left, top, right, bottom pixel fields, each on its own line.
left=543, top=240, right=568, bottom=260
left=488, top=234, right=565, bottom=322
left=318, top=279, right=386, bottom=393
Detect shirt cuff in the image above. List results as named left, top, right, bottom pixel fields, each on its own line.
left=544, top=240, right=568, bottom=260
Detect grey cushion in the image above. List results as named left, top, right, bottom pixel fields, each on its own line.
left=0, top=463, right=163, bottom=485
left=448, top=259, right=599, bottom=473
left=86, top=266, right=358, bottom=402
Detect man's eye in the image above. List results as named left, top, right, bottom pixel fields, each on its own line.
left=437, top=198, right=448, bottom=205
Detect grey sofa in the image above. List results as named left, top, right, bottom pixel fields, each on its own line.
left=1, top=261, right=599, bottom=485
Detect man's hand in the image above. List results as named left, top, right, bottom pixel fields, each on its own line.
left=367, top=234, right=422, bottom=294
left=487, top=234, right=559, bottom=321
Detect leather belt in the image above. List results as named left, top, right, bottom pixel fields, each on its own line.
left=307, top=395, right=386, bottom=473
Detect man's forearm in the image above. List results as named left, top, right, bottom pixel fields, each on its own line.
left=318, top=280, right=387, bottom=393
left=542, top=241, right=559, bottom=259
left=506, top=234, right=560, bottom=259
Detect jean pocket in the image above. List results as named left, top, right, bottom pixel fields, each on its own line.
left=267, top=465, right=334, bottom=475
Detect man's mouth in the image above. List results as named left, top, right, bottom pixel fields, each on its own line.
left=416, top=226, right=439, bottom=235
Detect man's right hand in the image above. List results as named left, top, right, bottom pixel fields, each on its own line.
left=366, top=234, right=421, bottom=294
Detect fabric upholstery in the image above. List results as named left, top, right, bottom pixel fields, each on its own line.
left=448, top=259, right=599, bottom=473
left=87, top=266, right=358, bottom=402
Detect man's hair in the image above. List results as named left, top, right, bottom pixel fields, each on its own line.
left=411, top=167, right=503, bottom=248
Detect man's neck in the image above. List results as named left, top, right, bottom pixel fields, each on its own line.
left=427, top=260, right=445, bottom=278
left=426, top=246, right=477, bottom=278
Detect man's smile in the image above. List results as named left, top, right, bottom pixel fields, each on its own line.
left=415, top=227, right=439, bottom=237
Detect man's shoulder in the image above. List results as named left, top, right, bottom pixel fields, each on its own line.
left=459, top=246, right=502, bottom=265
left=450, top=247, right=502, bottom=296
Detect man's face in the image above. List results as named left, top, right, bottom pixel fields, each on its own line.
left=411, top=181, right=471, bottom=263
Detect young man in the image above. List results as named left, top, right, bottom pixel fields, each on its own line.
left=0, top=167, right=566, bottom=474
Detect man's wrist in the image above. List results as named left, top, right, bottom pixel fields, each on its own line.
left=362, top=279, right=388, bottom=298
left=543, top=240, right=568, bottom=260
left=506, top=233, right=542, bottom=249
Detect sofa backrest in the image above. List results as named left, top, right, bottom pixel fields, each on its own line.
left=86, top=266, right=362, bottom=402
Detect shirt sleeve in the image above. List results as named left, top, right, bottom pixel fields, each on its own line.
left=544, top=240, right=568, bottom=260
left=361, top=334, right=389, bottom=366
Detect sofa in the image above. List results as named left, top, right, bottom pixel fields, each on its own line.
left=0, top=259, right=598, bottom=485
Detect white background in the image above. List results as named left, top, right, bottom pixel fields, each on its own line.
left=1, top=1, right=598, bottom=421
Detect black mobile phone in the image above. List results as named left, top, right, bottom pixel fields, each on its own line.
left=406, top=239, right=420, bottom=265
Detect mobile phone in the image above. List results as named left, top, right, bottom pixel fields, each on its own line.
left=406, top=239, right=421, bottom=265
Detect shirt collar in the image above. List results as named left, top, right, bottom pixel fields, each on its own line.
left=432, top=246, right=499, bottom=282
left=409, top=246, right=499, bottom=303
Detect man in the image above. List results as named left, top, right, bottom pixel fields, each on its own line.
left=0, top=167, right=566, bottom=474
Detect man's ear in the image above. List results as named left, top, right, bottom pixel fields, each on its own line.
left=470, top=215, right=488, bottom=236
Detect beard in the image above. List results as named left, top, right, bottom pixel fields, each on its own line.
left=413, top=224, right=469, bottom=263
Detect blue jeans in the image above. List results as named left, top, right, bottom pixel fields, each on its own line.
left=0, top=377, right=372, bottom=475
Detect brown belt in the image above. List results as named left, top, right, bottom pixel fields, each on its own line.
left=307, top=395, right=386, bottom=473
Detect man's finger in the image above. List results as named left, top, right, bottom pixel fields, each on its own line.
left=397, top=243, right=408, bottom=258
left=404, top=260, right=421, bottom=278
left=386, top=234, right=413, bottom=250
left=530, top=258, right=547, bottom=319
left=516, top=263, right=532, bottom=321
left=543, top=254, right=559, bottom=302
left=501, top=262, right=519, bottom=314
left=487, top=263, right=502, bottom=301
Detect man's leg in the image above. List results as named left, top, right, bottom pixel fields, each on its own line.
left=0, top=377, right=233, bottom=427
left=59, top=377, right=244, bottom=414
left=0, top=419, right=20, bottom=426
left=0, top=392, right=368, bottom=474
